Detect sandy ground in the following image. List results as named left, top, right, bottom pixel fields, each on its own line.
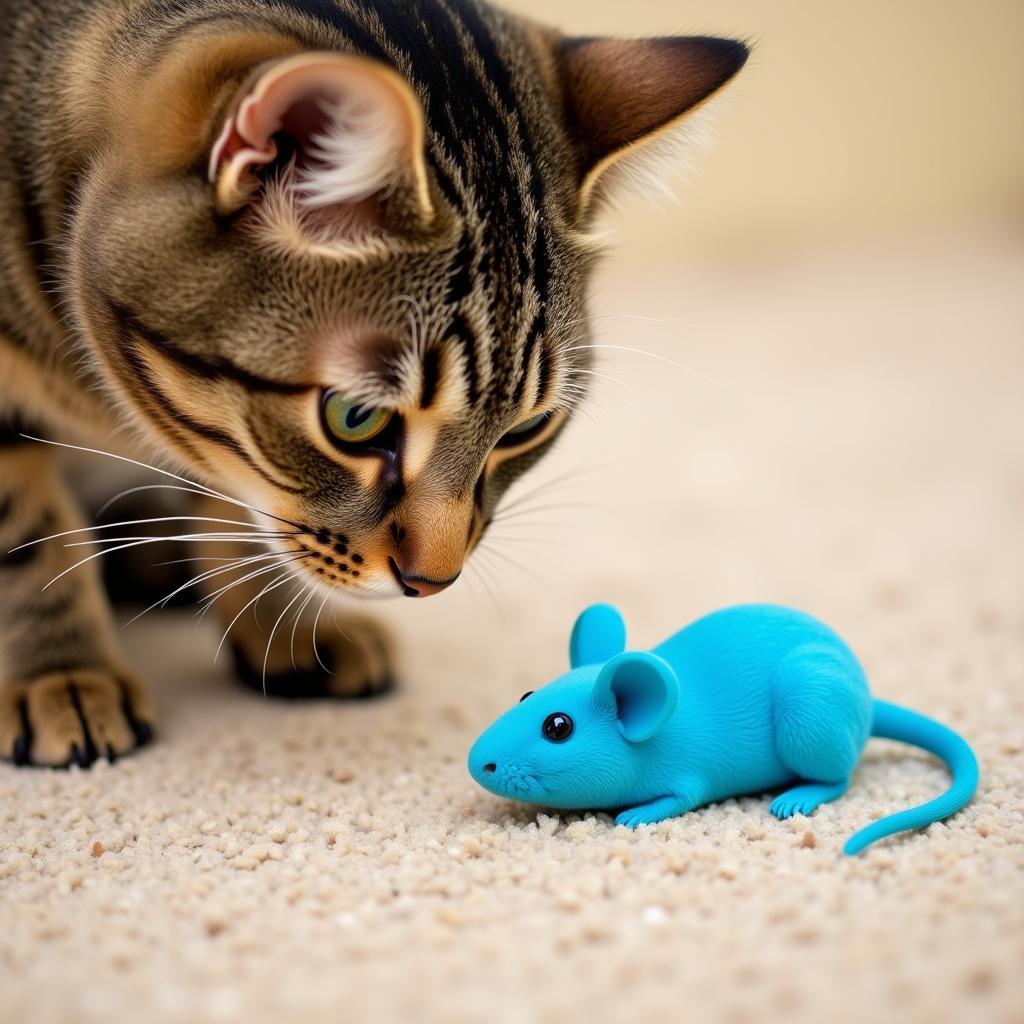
left=1, top=226, right=1022, bottom=1024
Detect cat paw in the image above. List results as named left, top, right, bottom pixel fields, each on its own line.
left=0, top=669, right=155, bottom=768
left=320, top=616, right=395, bottom=698
left=231, top=614, right=394, bottom=700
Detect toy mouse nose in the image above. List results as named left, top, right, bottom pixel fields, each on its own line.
left=483, top=762, right=497, bottom=774
left=388, top=557, right=460, bottom=597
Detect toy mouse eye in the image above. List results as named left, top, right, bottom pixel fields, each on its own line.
left=519, top=691, right=534, bottom=702
left=542, top=712, right=574, bottom=742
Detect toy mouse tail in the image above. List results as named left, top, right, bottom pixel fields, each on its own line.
left=843, top=699, right=979, bottom=856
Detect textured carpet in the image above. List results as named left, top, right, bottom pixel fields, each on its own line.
left=1, top=229, right=1022, bottom=1024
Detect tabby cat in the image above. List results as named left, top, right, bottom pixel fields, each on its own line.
left=0, top=0, right=747, bottom=767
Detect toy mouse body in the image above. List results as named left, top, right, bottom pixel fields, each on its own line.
left=468, top=604, right=978, bottom=854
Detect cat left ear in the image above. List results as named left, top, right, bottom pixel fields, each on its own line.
left=555, top=35, right=749, bottom=215
left=209, top=52, right=434, bottom=231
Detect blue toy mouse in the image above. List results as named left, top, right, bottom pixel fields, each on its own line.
left=468, top=604, right=978, bottom=855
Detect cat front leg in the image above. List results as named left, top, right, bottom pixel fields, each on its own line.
left=0, top=442, right=154, bottom=766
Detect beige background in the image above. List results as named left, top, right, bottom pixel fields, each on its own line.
left=510, top=0, right=1024, bottom=251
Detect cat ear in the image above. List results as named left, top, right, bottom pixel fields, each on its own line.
left=570, top=603, right=627, bottom=669
left=556, top=35, right=749, bottom=214
left=593, top=652, right=679, bottom=743
left=209, top=52, right=434, bottom=231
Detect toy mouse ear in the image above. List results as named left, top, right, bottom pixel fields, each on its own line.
left=593, top=652, right=679, bottom=743
left=570, top=604, right=627, bottom=668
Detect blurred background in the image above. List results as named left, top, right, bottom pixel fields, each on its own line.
left=517, top=0, right=1024, bottom=256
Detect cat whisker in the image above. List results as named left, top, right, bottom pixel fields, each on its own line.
left=41, top=533, right=291, bottom=593
left=554, top=330, right=593, bottom=353
left=97, top=483, right=202, bottom=518
left=392, top=294, right=426, bottom=356
left=570, top=368, right=633, bottom=392
left=262, top=580, right=311, bottom=695
left=214, top=570, right=305, bottom=664
left=466, top=552, right=503, bottom=616
left=198, top=553, right=310, bottom=617
left=554, top=381, right=606, bottom=423
left=290, top=584, right=318, bottom=673
left=490, top=495, right=580, bottom=527
left=123, top=549, right=297, bottom=628
left=475, top=542, right=545, bottom=585
left=496, top=464, right=592, bottom=512
left=152, top=555, right=258, bottom=567
left=61, top=531, right=288, bottom=550
left=483, top=529, right=561, bottom=545
left=562, top=400, right=602, bottom=431
left=565, top=343, right=699, bottom=376
left=555, top=312, right=686, bottom=333
left=461, top=569, right=483, bottom=609
left=20, top=434, right=303, bottom=532
left=493, top=458, right=621, bottom=519
left=57, top=536, right=290, bottom=587
left=311, top=591, right=332, bottom=674
left=490, top=500, right=602, bottom=525
left=10, top=515, right=294, bottom=553
left=96, top=482, right=286, bottom=522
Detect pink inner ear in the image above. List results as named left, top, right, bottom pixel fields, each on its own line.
left=209, top=60, right=364, bottom=193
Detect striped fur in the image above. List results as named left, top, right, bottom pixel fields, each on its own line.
left=0, top=0, right=747, bottom=765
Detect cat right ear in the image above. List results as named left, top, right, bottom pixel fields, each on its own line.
left=209, top=52, right=434, bottom=234
left=555, top=35, right=749, bottom=215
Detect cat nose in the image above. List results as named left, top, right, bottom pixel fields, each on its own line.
left=388, top=557, right=460, bottom=597
left=401, top=571, right=460, bottom=598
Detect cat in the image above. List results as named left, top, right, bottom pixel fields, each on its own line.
left=0, top=0, right=747, bottom=767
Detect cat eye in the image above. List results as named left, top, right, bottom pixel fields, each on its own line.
left=322, top=391, right=393, bottom=446
left=542, top=712, right=574, bottom=742
left=496, top=411, right=551, bottom=448
left=519, top=691, right=534, bottom=702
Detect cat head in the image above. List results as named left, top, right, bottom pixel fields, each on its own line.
left=67, top=2, right=747, bottom=599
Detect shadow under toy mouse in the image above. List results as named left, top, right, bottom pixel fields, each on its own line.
left=468, top=604, right=978, bottom=854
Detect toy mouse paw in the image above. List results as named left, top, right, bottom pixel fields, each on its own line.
left=614, top=795, right=688, bottom=828
left=615, top=808, right=659, bottom=828
left=770, top=780, right=849, bottom=820
left=769, top=795, right=806, bottom=820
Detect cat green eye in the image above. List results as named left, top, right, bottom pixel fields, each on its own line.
left=322, top=391, right=392, bottom=446
left=496, top=411, right=551, bottom=448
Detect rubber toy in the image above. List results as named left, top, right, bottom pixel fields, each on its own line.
left=468, top=604, right=978, bottom=854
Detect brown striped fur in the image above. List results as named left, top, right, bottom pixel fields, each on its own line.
left=0, top=0, right=747, bottom=766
